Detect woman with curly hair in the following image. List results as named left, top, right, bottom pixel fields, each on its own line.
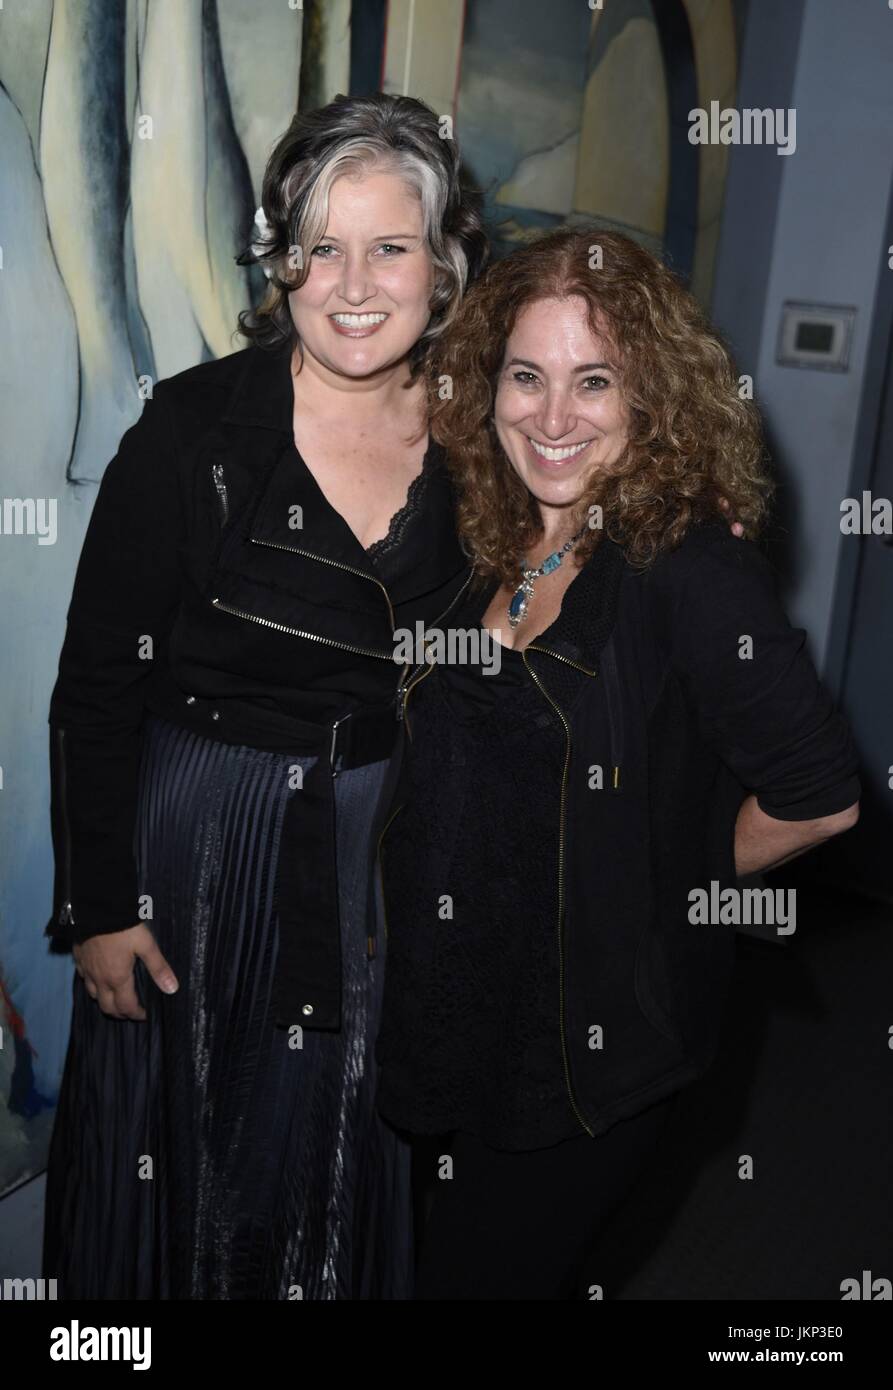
left=373, top=228, right=861, bottom=1300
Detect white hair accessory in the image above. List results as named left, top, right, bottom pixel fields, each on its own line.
left=250, top=206, right=275, bottom=280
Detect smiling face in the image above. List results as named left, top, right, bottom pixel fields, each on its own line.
left=287, top=166, right=436, bottom=383
left=494, top=295, right=632, bottom=516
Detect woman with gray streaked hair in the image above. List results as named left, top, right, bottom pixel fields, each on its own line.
left=42, top=92, right=487, bottom=1301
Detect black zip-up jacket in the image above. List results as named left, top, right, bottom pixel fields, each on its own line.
left=376, top=521, right=862, bottom=1140
left=45, top=340, right=470, bottom=1028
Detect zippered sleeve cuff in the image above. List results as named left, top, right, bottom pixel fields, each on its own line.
left=46, top=724, right=142, bottom=946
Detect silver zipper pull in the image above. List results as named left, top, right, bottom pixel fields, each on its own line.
left=211, top=462, right=229, bottom=525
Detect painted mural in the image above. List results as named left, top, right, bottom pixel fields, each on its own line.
left=0, top=0, right=304, bottom=1201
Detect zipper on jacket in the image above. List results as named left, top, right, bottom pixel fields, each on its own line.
left=374, top=802, right=407, bottom=947
left=598, top=638, right=623, bottom=790
left=250, top=537, right=396, bottom=631
left=54, top=727, right=76, bottom=930
left=211, top=462, right=229, bottom=525
left=397, top=654, right=437, bottom=729
left=210, top=598, right=396, bottom=661
left=376, top=624, right=457, bottom=946
left=523, top=643, right=598, bottom=1139
left=377, top=569, right=476, bottom=938
left=394, top=569, right=475, bottom=726
left=374, top=640, right=446, bottom=954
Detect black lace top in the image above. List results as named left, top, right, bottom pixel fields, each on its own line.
left=375, top=621, right=589, bottom=1151
left=364, top=443, right=437, bottom=577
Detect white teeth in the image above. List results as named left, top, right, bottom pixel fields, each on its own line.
left=528, top=438, right=593, bottom=461
left=331, top=312, right=388, bottom=326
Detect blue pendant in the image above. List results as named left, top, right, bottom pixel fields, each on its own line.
left=509, top=588, right=527, bottom=623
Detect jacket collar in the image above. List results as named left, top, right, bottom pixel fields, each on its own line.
left=537, top=536, right=627, bottom=670
left=220, top=341, right=468, bottom=605
left=221, top=339, right=295, bottom=433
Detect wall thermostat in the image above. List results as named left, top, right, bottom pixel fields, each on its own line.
left=776, top=301, right=856, bottom=371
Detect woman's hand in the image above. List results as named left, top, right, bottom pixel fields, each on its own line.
left=734, top=794, right=859, bottom=876
left=73, top=924, right=179, bottom=1021
left=718, top=495, right=745, bottom=538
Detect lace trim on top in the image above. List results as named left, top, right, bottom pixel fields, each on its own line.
left=363, top=446, right=434, bottom=561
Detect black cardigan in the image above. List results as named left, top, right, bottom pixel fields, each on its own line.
left=45, top=341, right=469, bottom=1028
left=375, top=521, right=862, bottom=1143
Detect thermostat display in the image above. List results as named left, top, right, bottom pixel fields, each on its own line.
left=777, top=302, right=855, bottom=371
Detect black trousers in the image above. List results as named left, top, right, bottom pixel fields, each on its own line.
left=410, top=1093, right=678, bottom=1300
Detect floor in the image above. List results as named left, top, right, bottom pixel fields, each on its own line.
left=0, top=1171, right=44, bottom=1281
left=584, top=880, right=893, bottom=1299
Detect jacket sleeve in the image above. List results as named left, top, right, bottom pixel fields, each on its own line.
left=46, top=384, right=185, bottom=945
left=652, top=523, right=862, bottom=822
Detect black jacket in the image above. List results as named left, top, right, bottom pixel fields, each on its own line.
left=376, top=520, right=862, bottom=1140
left=46, top=340, right=470, bottom=1027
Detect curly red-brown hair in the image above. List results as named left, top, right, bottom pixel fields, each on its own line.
left=425, top=226, right=773, bottom=584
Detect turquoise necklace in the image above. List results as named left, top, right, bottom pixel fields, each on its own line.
left=507, top=523, right=589, bottom=629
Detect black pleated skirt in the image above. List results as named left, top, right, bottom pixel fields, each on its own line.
left=43, top=715, right=413, bottom=1299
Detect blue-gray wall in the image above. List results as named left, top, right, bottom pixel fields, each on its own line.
left=712, top=0, right=893, bottom=674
